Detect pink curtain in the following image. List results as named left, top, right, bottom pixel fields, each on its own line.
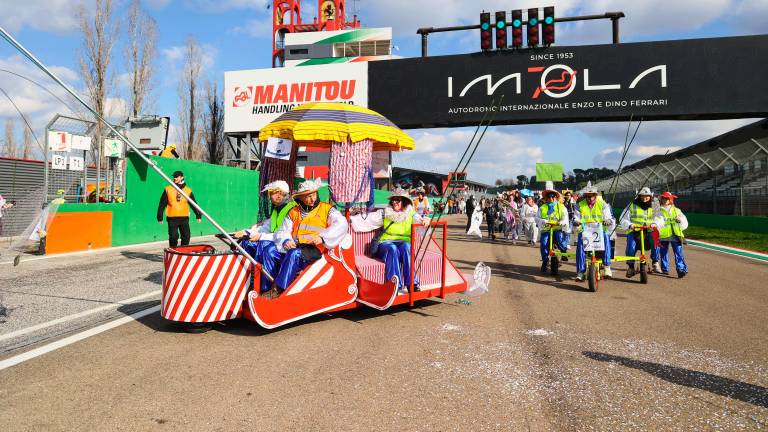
left=329, top=138, right=373, bottom=204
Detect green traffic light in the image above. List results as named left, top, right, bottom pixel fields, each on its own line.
left=544, top=16, right=554, bottom=25
left=529, top=18, right=538, bottom=26
left=496, top=21, right=506, bottom=29
left=513, top=19, right=522, bottom=28
left=481, top=22, right=490, bottom=31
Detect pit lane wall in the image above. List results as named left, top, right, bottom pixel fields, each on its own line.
left=46, top=154, right=262, bottom=254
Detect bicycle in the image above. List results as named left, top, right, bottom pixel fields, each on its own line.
left=545, top=223, right=575, bottom=276
left=612, top=225, right=652, bottom=284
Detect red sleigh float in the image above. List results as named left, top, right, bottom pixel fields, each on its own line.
left=160, top=221, right=469, bottom=329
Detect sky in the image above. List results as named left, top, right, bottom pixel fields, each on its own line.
left=0, top=0, right=766, bottom=184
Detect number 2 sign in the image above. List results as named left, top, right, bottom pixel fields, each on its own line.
left=582, top=223, right=605, bottom=252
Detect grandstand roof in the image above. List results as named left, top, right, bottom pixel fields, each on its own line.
left=624, top=119, right=768, bottom=171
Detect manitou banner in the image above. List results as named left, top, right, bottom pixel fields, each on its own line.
left=368, top=35, right=768, bottom=128
left=225, top=62, right=368, bottom=133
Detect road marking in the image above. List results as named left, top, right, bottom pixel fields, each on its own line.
left=0, top=290, right=161, bottom=343
left=687, top=239, right=768, bottom=263
left=0, top=305, right=160, bottom=371
left=0, top=235, right=218, bottom=266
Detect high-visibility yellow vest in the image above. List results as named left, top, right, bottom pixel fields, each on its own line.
left=160, top=147, right=176, bottom=158
left=165, top=185, right=192, bottom=217
left=659, top=206, right=685, bottom=239
left=628, top=203, right=654, bottom=232
left=270, top=202, right=297, bottom=233
left=578, top=199, right=604, bottom=224
left=289, top=202, right=333, bottom=244
left=380, top=209, right=415, bottom=242
left=539, top=202, right=565, bottom=231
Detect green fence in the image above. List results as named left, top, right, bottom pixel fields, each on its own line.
left=58, top=154, right=262, bottom=246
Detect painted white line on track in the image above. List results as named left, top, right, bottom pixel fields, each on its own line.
left=0, top=236, right=217, bottom=266
left=0, top=290, right=162, bottom=343
left=0, top=305, right=161, bottom=372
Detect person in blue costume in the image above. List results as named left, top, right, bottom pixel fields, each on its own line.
left=535, top=181, right=570, bottom=273
left=234, top=180, right=296, bottom=293
left=350, top=188, right=430, bottom=293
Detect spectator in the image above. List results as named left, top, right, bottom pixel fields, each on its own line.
left=465, top=195, right=476, bottom=232
left=160, top=143, right=180, bottom=159
left=0, top=193, right=14, bottom=236
left=157, top=171, right=202, bottom=247
left=521, top=195, right=539, bottom=245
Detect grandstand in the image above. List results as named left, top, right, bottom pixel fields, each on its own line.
left=594, top=119, right=768, bottom=216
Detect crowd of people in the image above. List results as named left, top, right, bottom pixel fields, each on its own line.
left=461, top=182, right=689, bottom=281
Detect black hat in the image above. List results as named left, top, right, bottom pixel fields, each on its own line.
left=172, top=170, right=184, bottom=178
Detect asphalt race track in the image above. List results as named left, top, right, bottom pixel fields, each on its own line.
left=1, top=217, right=766, bottom=431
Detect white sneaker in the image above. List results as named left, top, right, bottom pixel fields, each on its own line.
left=653, top=262, right=662, bottom=273
left=604, top=266, right=613, bottom=278
left=575, top=272, right=585, bottom=281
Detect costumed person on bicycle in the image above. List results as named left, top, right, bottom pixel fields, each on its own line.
left=273, top=179, right=348, bottom=295
left=573, top=182, right=615, bottom=281
left=350, top=188, right=430, bottom=293
left=620, top=187, right=664, bottom=278
left=233, top=180, right=296, bottom=294
left=561, top=190, right=576, bottom=261
left=658, top=191, right=689, bottom=278
left=536, top=182, right=569, bottom=273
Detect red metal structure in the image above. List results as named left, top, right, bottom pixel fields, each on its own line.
left=272, top=0, right=361, bottom=67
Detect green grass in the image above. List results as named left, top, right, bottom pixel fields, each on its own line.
left=685, top=226, right=768, bottom=253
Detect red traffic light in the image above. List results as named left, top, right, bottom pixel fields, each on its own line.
left=480, top=12, right=492, bottom=51
left=511, top=9, right=523, bottom=48
left=495, top=11, right=507, bottom=49
left=543, top=6, right=555, bottom=45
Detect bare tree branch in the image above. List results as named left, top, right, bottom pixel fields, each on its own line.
left=124, top=0, right=157, bottom=118
left=4, top=119, right=16, bottom=158
left=203, top=80, right=225, bottom=164
left=177, top=35, right=203, bottom=160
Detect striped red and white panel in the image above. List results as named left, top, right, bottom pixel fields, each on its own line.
left=355, top=251, right=443, bottom=286
left=351, top=229, right=377, bottom=257
left=161, top=252, right=253, bottom=323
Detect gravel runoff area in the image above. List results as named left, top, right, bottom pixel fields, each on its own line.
left=0, top=216, right=766, bottom=431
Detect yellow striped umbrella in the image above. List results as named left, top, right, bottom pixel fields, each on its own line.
left=257, top=102, right=415, bottom=151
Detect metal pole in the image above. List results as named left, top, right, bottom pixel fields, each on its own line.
left=0, top=26, right=267, bottom=277
left=612, top=17, right=620, bottom=44
left=421, top=32, right=428, bottom=57
left=43, top=126, right=49, bottom=203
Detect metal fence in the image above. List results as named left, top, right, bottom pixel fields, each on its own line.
left=596, top=137, right=768, bottom=216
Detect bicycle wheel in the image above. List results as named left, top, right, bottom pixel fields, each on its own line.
left=550, top=255, right=559, bottom=276
left=639, top=262, right=648, bottom=284
left=587, top=262, right=598, bottom=292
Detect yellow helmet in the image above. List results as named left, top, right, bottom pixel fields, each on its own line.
left=169, top=143, right=177, bottom=149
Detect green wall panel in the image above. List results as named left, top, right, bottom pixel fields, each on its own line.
left=611, top=208, right=768, bottom=234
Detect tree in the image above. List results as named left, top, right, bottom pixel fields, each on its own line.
left=4, top=119, right=16, bottom=158
left=516, top=174, right=528, bottom=188
left=177, top=36, right=203, bottom=160
left=22, top=126, right=32, bottom=159
left=124, top=0, right=157, bottom=118
left=203, top=80, right=226, bottom=164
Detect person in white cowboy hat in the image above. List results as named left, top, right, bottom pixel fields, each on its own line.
left=350, top=187, right=430, bottom=293
left=619, top=186, right=664, bottom=277
left=272, top=178, right=348, bottom=295
left=535, top=181, right=570, bottom=273
left=233, top=180, right=296, bottom=293
left=572, top=181, right=616, bottom=281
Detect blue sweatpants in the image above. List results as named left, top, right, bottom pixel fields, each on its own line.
left=576, top=232, right=612, bottom=273
left=375, top=240, right=414, bottom=290
left=540, top=230, right=568, bottom=263
left=274, top=248, right=318, bottom=291
left=625, top=230, right=659, bottom=269
left=240, top=239, right=284, bottom=293
left=659, top=240, right=688, bottom=273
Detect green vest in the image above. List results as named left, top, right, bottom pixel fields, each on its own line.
left=659, top=206, right=685, bottom=239
left=539, top=202, right=565, bottom=231
left=270, top=202, right=297, bottom=233
left=578, top=199, right=604, bottom=224
left=628, top=203, right=654, bottom=230
left=380, top=209, right=415, bottom=242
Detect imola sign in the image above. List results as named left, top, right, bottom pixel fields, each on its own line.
left=367, top=35, right=768, bottom=129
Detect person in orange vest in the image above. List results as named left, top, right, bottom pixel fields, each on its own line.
left=157, top=171, right=201, bottom=247
left=272, top=179, right=348, bottom=295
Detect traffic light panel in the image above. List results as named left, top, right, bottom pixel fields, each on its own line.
left=495, top=11, right=507, bottom=49
left=480, top=12, right=492, bottom=51
left=511, top=9, right=523, bottom=48
left=527, top=8, right=539, bottom=47
left=543, top=6, right=555, bottom=45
